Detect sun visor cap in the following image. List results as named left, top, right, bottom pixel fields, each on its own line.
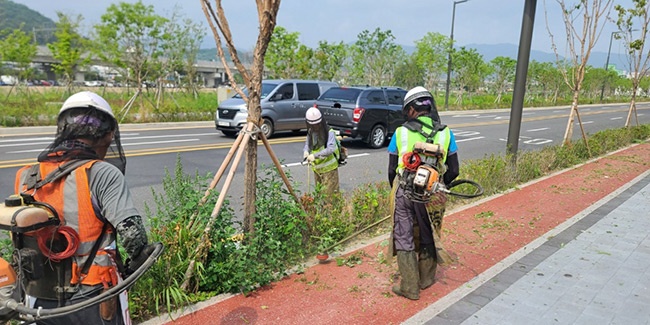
left=59, top=91, right=115, bottom=118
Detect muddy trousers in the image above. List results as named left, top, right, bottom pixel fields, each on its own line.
left=392, top=250, right=420, bottom=300
left=418, top=244, right=437, bottom=290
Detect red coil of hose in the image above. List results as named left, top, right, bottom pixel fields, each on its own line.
left=37, top=226, right=80, bottom=262
left=403, top=152, right=421, bottom=171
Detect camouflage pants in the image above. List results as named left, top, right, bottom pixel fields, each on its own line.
left=388, top=182, right=453, bottom=265
left=314, top=168, right=339, bottom=196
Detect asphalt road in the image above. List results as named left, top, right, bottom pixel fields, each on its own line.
left=1, top=103, right=648, bottom=219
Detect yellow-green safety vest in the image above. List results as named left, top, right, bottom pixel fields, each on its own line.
left=395, top=116, right=451, bottom=175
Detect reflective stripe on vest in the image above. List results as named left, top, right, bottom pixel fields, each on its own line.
left=16, top=160, right=116, bottom=286
left=395, top=116, right=451, bottom=175
left=311, top=141, right=339, bottom=174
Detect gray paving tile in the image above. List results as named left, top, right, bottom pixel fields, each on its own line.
left=412, top=175, right=650, bottom=325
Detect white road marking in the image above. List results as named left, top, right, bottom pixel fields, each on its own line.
left=611, top=117, right=623, bottom=120
left=527, top=127, right=549, bottom=132
left=0, top=137, right=54, bottom=143
left=456, top=136, right=485, bottom=142
left=7, top=139, right=199, bottom=153
left=281, top=153, right=369, bottom=168
left=120, top=133, right=216, bottom=140
left=0, top=141, right=53, bottom=148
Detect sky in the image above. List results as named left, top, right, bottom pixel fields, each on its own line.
left=11, top=0, right=634, bottom=56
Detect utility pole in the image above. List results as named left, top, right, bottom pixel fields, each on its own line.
left=444, top=0, right=470, bottom=110
left=506, top=0, right=537, bottom=162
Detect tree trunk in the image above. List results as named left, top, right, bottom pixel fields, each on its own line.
left=625, top=90, right=638, bottom=127
left=562, top=89, right=580, bottom=146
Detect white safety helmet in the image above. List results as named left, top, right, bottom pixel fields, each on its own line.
left=305, top=106, right=322, bottom=124
left=59, top=91, right=115, bottom=118
left=403, top=86, right=434, bottom=111
left=46, top=91, right=127, bottom=173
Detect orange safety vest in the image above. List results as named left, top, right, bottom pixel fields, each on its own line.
left=15, top=160, right=117, bottom=287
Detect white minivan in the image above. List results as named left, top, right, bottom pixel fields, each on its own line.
left=215, top=79, right=338, bottom=138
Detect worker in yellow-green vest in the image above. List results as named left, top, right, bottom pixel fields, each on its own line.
left=387, top=86, right=459, bottom=300
left=303, top=106, right=340, bottom=196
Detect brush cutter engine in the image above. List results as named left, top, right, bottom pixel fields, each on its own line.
left=0, top=194, right=163, bottom=322
left=399, top=142, right=447, bottom=203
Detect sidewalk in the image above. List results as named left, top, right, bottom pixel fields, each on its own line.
left=144, top=142, right=650, bottom=325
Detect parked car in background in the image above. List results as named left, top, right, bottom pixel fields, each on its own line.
left=0, top=75, right=17, bottom=85
left=215, top=79, right=338, bottom=138
left=314, top=86, right=407, bottom=148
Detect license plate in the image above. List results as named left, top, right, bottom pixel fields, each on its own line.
left=218, top=121, right=230, bottom=127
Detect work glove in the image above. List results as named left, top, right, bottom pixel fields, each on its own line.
left=303, top=151, right=309, bottom=159
left=125, top=244, right=156, bottom=277
left=307, top=154, right=316, bottom=163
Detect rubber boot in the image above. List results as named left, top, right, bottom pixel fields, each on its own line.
left=418, top=244, right=437, bottom=290
left=392, top=251, right=420, bottom=300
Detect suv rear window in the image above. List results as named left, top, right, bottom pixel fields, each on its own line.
left=365, top=90, right=386, bottom=104
left=386, top=90, right=405, bottom=105
left=319, top=88, right=362, bottom=103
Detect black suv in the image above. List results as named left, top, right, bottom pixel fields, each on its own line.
left=314, top=86, right=407, bottom=148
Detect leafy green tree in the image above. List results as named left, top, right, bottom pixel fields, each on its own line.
left=394, top=54, right=425, bottom=90
left=293, top=44, right=314, bottom=79
left=312, top=40, right=347, bottom=82
left=348, top=28, right=405, bottom=85
left=152, top=7, right=205, bottom=102
left=615, top=0, right=650, bottom=127
left=94, top=0, right=169, bottom=115
left=527, top=60, right=565, bottom=104
left=0, top=25, right=36, bottom=83
left=265, top=26, right=305, bottom=79
left=412, top=32, right=449, bottom=95
left=582, top=67, right=610, bottom=99
left=47, top=12, right=90, bottom=93
left=452, top=47, right=489, bottom=104
left=490, top=56, right=517, bottom=103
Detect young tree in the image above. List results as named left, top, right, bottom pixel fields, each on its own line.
left=312, top=40, right=347, bottom=82
left=412, top=32, right=450, bottom=95
left=265, top=26, right=303, bottom=79
left=185, top=0, right=282, bottom=292
left=348, top=28, right=405, bottom=86
left=615, top=0, right=650, bottom=127
left=0, top=26, right=36, bottom=96
left=394, top=54, right=426, bottom=90
left=452, top=46, right=489, bottom=105
left=94, top=1, right=169, bottom=118
left=48, top=13, right=90, bottom=94
left=546, top=0, right=614, bottom=147
left=153, top=7, right=205, bottom=103
left=490, top=56, right=517, bottom=103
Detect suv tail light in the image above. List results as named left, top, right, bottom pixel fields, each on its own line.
left=353, top=107, right=365, bottom=123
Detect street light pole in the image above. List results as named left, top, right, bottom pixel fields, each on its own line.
left=444, top=0, right=469, bottom=110
left=599, top=31, right=619, bottom=102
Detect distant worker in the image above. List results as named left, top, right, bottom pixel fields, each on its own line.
left=14, top=91, right=153, bottom=324
left=387, top=86, right=459, bottom=300
left=303, top=106, right=341, bottom=196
